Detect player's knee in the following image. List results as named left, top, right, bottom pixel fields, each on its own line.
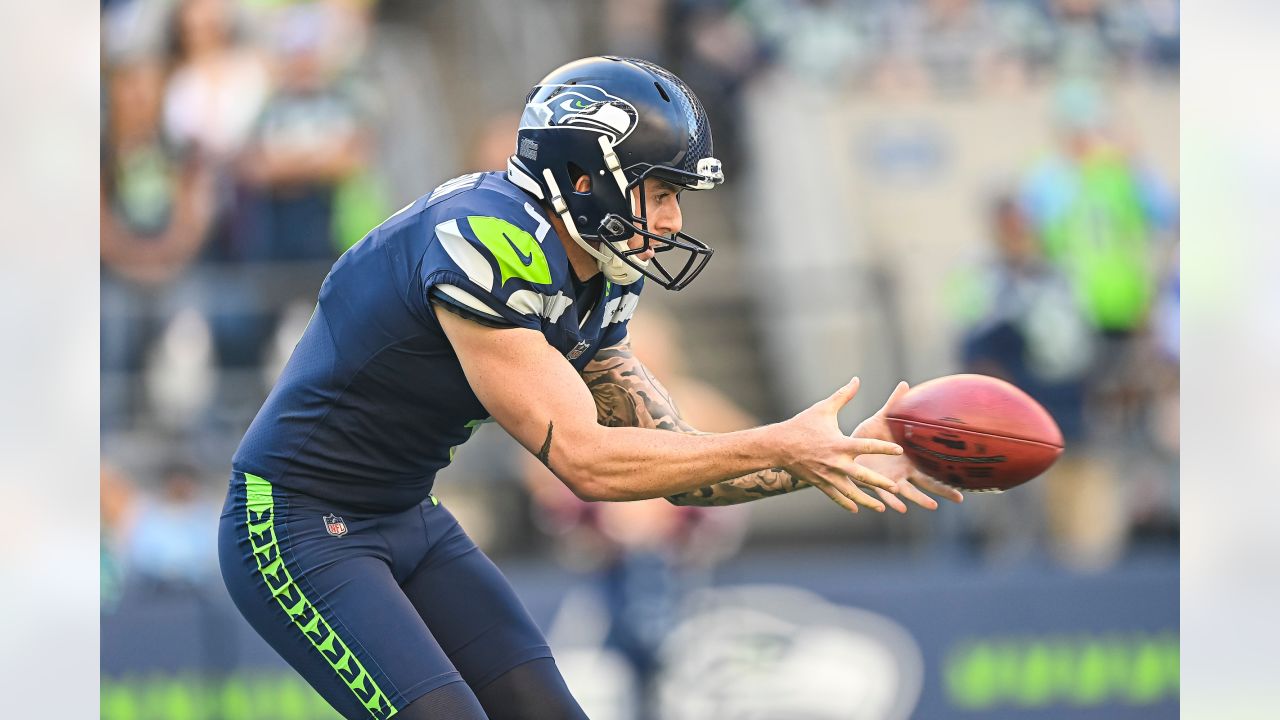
left=398, top=680, right=488, bottom=720
left=475, top=658, right=587, bottom=720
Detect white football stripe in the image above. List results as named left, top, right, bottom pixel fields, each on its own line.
left=600, top=293, right=640, bottom=327
left=439, top=283, right=577, bottom=325
left=436, top=284, right=501, bottom=317
left=523, top=202, right=551, bottom=244
left=507, top=289, right=543, bottom=317
left=600, top=297, right=621, bottom=327
left=614, top=294, right=640, bottom=324
left=511, top=289, right=575, bottom=322
left=544, top=292, right=573, bottom=323
left=428, top=172, right=482, bottom=202
left=436, top=219, right=494, bottom=291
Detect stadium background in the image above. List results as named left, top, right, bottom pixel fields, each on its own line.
left=98, top=0, right=1179, bottom=718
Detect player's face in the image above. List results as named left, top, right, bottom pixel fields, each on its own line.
left=628, top=178, right=684, bottom=261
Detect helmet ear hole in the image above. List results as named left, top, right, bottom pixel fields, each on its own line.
left=654, top=82, right=670, bottom=102
left=567, top=162, right=591, bottom=193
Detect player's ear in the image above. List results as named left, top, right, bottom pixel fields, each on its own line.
left=573, top=174, right=591, bottom=193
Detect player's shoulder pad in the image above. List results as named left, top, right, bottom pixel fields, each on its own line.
left=426, top=172, right=569, bottom=296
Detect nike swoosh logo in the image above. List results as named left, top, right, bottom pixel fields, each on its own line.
left=504, top=232, right=534, bottom=266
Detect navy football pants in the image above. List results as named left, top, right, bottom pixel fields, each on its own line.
left=218, top=472, right=555, bottom=719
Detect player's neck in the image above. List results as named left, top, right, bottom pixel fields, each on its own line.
left=547, top=208, right=603, bottom=282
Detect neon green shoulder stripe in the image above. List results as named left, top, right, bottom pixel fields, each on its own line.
left=242, top=473, right=399, bottom=719
left=467, top=216, right=552, bottom=286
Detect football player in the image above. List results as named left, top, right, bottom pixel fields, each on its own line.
left=218, top=56, right=960, bottom=720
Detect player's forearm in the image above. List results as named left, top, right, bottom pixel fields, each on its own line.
left=579, top=341, right=813, bottom=505
left=666, top=467, right=813, bottom=506
left=559, top=422, right=793, bottom=502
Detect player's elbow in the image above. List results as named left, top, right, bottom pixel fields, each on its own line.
left=564, top=477, right=609, bottom=502
left=558, top=466, right=622, bottom=499
left=558, top=469, right=612, bottom=502
left=557, top=457, right=626, bottom=503
left=552, top=427, right=647, bottom=501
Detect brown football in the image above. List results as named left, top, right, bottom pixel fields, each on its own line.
left=885, top=374, right=1064, bottom=492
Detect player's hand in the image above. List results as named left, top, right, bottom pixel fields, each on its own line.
left=775, top=377, right=905, bottom=514
left=853, top=381, right=965, bottom=512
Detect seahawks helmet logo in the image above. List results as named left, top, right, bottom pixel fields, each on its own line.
left=520, top=85, right=639, bottom=145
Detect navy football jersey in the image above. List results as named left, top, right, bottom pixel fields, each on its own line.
left=232, top=172, right=642, bottom=512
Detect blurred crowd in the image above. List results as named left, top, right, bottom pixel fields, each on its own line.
left=101, top=0, right=383, bottom=438
left=101, top=0, right=1178, bottom=713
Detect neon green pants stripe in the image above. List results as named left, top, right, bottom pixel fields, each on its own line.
left=243, top=473, right=399, bottom=719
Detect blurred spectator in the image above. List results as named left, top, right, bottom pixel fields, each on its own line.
left=161, top=0, right=273, bottom=413
left=235, top=2, right=372, bottom=264
left=523, top=311, right=749, bottom=718
left=1015, top=81, right=1177, bottom=520
left=954, top=195, right=1093, bottom=440
left=950, top=195, right=1124, bottom=570
left=175, top=1, right=382, bottom=430
left=101, top=57, right=216, bottom=429
left=1019, top=80, right=1174, bottom=408
left=236, top=0, right=387, bottom=257
left=124, top=460, right=221, bottom=589
left=163, top=0, right=269, bottom=165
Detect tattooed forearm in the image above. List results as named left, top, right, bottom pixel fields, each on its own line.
left=581, top=339, right=811, bottom=506
left=666, top=466, right=812, bottom=506
left=536, top=421, right=554, bottom=467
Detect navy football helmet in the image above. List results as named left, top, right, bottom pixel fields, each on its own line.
left=506, top=56, right=723, bottom=290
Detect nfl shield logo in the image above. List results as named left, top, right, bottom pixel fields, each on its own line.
left=566, top=340, right=591, bottom=360
left=323, top=514, right=348, bottom=537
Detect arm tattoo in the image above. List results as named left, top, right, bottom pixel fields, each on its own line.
left=666, top=466, right=810, bottom=507
left=581, top=343, right=698, bottom=433
left=581, top=339, right=810, bottom=506
left=536, top=421, right=554, bottom=467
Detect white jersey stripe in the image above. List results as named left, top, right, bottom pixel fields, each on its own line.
left=435, top=285, right=502, bottom=318
left=435, top=219, right=495, bottom=291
